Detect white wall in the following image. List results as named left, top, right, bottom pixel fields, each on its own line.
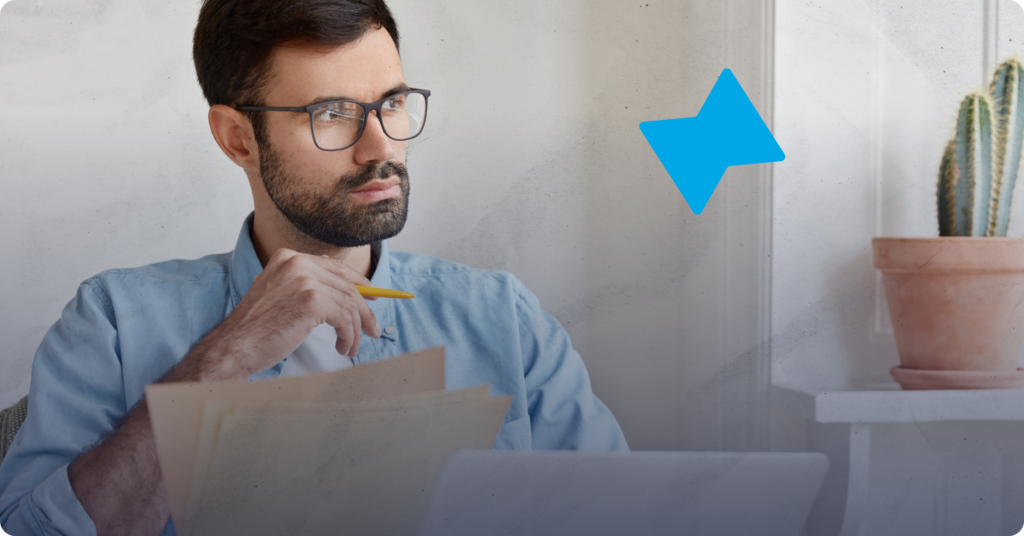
left=0, top=1, right=775, bottom=451
left=773, top=0, right=1024, bottom=397
left=775, top=1, right=1024, bottom=533
left=772, top=0, right=1001, bottom=392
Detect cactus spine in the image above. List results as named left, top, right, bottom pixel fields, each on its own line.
left=956, top=92, right=994, bottom=236
left=939, top=58, right=1024, bottom=237
left=990, top=59, right=1024, bottom=235
left=938, top=139, right=958, bottom=236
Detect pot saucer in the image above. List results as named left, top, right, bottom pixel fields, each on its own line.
left=890, top=366, right=1024, bottom=390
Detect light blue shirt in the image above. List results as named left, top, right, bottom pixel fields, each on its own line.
left=0, top=213, right=628, bottom=535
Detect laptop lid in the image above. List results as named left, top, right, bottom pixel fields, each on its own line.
left=418, top=450, right=828, bottom=536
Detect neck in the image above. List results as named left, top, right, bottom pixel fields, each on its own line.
left=250, top=208, right=373, bottom=279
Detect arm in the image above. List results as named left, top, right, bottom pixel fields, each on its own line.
left=513, top=279, right=629, bottom=452
left=0, top=250, right=381, bottom=536
left=65, top=400, right=168, bottom=536
left=62, top=333, right=240, bottom=535
left=0, top=278, right=122, bottom=536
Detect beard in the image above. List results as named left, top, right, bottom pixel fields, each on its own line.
left=259, top=143, right=410, bottom=248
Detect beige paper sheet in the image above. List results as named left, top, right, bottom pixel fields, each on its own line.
left=182, top=400, right=234, bottom=536
left=232, top=384, right=491, bottom=416
left=180, top=386, right=491, bottom=536
left=145, top=347, right=445, bottom=528
left=189, top=395, right=511, bottom=536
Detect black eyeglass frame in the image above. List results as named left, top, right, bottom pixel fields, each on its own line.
left=236, top=88, right=431, bottom=152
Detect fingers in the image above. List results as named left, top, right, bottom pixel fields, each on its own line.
left=314, top=254, right=378, bottom=300
left=306, top=273, right=382, bottom=358
left=204, top=247, right=388, bottom=379
left=334, top=309, right=358, bottom=357
left=316, top=254, right=373, bottom=286
left=329, top=280, right=382, bottom=340
left=323, top=291, right=378, bottom=357
left=306, top=256, right=382, bottom=339
left=263, top=250, right=384, bottom=357
left=265, top=250, right=375, bottom=292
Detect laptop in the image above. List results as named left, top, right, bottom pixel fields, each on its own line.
left=417, top=450, right=828, bottom=536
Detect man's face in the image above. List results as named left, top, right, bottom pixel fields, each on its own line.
left=255, top=27, right=410, bottom=248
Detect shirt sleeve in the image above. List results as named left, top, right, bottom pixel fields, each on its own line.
left=0, top=279, right=125, bottom=536
left=513, top=278, right=629, bottom=452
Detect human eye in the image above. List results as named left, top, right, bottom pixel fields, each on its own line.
left=313, top=102, right=361, bottom=123
left=382, top=94, right=406, bottom=112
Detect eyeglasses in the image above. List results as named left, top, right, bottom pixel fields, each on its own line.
left=237, top=89, right=430, bottom=151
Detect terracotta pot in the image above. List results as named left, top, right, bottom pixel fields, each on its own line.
left=872, top=237, right=1024, bottom=389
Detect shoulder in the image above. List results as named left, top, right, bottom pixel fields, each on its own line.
left=386, top=251, right=540, bottom=321
left=82, top=251, right=232, bottom=300
left=388, top=250, right=525, bottom=291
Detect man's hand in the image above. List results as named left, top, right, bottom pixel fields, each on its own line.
left=67, top=249, right=381, bottom=534
left=169, top=248, right=382, bottom=383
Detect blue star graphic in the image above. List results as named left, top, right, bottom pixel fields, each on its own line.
left=639, top=68, right=785, bottom=214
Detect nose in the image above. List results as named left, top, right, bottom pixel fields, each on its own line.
left=353, top=110, right=395, bottom=166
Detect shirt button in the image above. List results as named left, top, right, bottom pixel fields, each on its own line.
left=384, top=326, right=396, bottom=335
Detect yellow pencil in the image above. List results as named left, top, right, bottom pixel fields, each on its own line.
left=355, top=285, right=414, bottom=299
left=254, top=276, right=413, bottom=299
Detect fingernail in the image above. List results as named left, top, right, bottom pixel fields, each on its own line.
left=376, top=322, right=382, bottom=336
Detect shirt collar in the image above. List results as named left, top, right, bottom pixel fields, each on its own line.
left=228, top=212, right=264, bottom=307
left=366, top=240, right=397, bottom=343
left=228, top=213, right=396, bottom=342
left=368, top=239, right=391, bottom=290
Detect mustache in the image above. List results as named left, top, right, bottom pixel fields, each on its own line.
left=340, top=161, right=409, bottom=191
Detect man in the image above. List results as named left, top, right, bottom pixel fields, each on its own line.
left=0, top=0, right=627, bottom=534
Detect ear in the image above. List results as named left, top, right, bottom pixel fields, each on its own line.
left=208, top=105, right=260, bottom=169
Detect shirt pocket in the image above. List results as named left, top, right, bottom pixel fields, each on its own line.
left=492, top=416, right=532, bottom=451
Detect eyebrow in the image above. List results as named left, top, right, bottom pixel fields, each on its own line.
left=303, top=83, right=412, bottom=107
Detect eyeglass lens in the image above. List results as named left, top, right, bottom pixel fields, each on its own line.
left=310, top=92, right=426, bottom=150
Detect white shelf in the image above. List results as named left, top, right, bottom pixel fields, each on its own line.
left=773, top=381, right=1024, bottom=423
left=774, top=380, right=1024, bottom=536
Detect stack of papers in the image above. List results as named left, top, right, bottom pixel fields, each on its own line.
left=145, top=347, right=511, bottom=536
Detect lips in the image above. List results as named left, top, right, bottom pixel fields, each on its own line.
left=348, top=177, right=401, bottom=202
left=352, top=177, right=400, bottom=193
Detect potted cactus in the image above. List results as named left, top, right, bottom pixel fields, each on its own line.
left=873, top=58, right=1024, bottom=390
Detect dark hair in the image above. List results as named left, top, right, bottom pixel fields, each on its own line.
left=192, top=0, right=399, bottom=110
